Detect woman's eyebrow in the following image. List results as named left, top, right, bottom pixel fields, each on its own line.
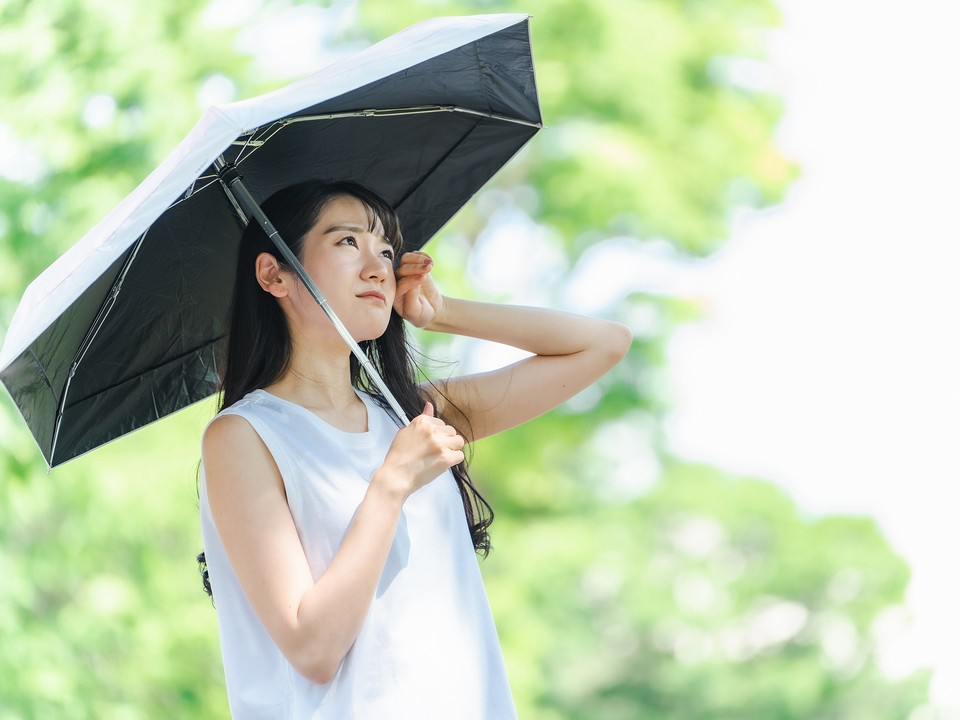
left=324, top=223, right=389, bottom=242
left=323, top=224, right=367, bottom=234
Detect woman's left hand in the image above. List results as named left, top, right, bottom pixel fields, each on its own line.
left=394, top=251, right=445, bottom=329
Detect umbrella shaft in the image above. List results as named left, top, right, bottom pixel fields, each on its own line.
left=216, top=161, right=410, bottom=426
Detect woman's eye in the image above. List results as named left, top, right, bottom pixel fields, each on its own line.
left=339, top=236, right=358, bottom=247
left=381, top=249, right=395, bottom=261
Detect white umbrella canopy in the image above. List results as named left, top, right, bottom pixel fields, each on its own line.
left=0, top=13, right=542, bottom=467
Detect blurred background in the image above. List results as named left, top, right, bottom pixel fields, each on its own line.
left=1, top=0, right=957, bottom=718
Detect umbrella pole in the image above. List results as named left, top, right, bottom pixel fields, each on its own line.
left=215, top=160, right=410, bottom=426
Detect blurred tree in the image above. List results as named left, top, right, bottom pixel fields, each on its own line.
left=0, top=0, right=929, bottom=718
left=366, top=0, right=798, bottom=515
left=0, top=400, right=225, bottom=718
left=357, top=1, right=928, bottom=717
left=358, top=0, right=794, bottom=253
left=0, top=0, right=257, bottom=303
left=480, top=461, right=930, bottom=719
left=0, top=1, right=252, bottom=717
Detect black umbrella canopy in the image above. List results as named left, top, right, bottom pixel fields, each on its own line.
left=1, top=15, right=541, bottom=467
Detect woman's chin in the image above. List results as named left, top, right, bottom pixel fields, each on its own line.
left=347, top=320, right=392, bottom=344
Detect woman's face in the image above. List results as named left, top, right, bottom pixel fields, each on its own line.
left=284, top=194, right=398, bottom=343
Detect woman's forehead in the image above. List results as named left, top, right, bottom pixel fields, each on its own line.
left=316, top=195, right=387, bottom=237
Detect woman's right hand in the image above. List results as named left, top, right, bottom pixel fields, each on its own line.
left=376, top=402, right=465, bottom=500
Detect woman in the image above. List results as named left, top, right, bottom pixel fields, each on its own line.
left=199, top=180, right=631, bottom=719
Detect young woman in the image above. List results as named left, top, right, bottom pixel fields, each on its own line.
left=199, top=180, right=631, bottom=719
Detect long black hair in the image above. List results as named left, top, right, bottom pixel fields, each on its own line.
left=199, top=180, right=493, bottom=597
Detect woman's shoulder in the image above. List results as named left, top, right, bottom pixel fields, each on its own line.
left=211, top=389, right=291, bottom=429
left=203, top=411, right=260, bottom=457
left=219, top=388, right=271, bottom=414
left=202, top=391, right=276, bottom=454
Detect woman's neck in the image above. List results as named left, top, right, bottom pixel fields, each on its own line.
left=267, top=340, right=361, bottom=415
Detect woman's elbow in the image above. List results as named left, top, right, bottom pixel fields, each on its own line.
left=295, top=657, right=341, bottom=686
left=290, top=647, right=345, bottom=686
left=603, top=320, right=633, bottom=365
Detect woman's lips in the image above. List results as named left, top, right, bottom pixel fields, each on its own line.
left=357, top=291, right=386, bottom=303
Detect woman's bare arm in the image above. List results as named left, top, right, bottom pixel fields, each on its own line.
left=394, top=252, right=632, bottom=441
left=203, top=403, right=462, bottom=684
left=425, top=298, right=631, bottom=441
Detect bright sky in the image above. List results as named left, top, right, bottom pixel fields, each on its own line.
left=664, top=0, right=960, bottom=710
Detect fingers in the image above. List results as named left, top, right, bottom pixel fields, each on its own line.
left=419, top=410, right=461, bottom=445
left=440, top=432, right=465, bottom=465
left=394, top=273, right=426, bottom=299
left=400, top=250, right=433, bottom=267
left=438, top=426, right=465, bottom=467
left=393, top=266, right=427, bottom=310
left=415, top=402, right=465, bottom=459
left=394, top=251, right=433, bottom=278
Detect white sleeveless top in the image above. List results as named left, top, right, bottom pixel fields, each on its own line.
left=199, top=389, right=517, bottom=720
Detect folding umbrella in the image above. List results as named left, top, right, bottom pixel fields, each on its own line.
left=0, top=13, right=542, bottom=467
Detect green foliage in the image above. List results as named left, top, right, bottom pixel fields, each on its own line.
left=0, top=0, right=926, bottom=717
left=0, top=401, right=227, bottom=719
left=358, top=0, right=796, bottom=253
left=481, top=462, right=929, bottom=719
left=0, top=0, right=256, bottom=303
left=0, top=1, right=250, bottom=716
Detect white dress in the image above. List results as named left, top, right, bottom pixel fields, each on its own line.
left=199, top=389, right=517, bottom=719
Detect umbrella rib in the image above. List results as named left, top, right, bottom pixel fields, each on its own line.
left=49, top=230, right=149, bottom=460
left=223, top=106, right=542, bottom=175
left=278, top=105, right=541, bottom=128
left=234, top=121, right=285, bottom=164
left=450, top=106, right=537, bottom=126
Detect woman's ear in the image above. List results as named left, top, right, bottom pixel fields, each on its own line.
left=255, top=252, right=288, bottom=298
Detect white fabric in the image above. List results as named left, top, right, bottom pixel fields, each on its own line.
left=0, top=13, right=529, bottom=370
left=199, top=389, right=516, bottom=719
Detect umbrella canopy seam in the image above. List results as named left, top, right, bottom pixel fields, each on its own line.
left=472, top=41, right=496, bottom=114
left=29, top=348, right=57, bottom=401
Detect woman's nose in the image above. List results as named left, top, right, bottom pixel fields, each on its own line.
left=360, top=248, right=389, bottom=281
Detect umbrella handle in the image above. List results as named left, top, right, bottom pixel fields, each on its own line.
left=215, top=160, right=411, bottom=426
